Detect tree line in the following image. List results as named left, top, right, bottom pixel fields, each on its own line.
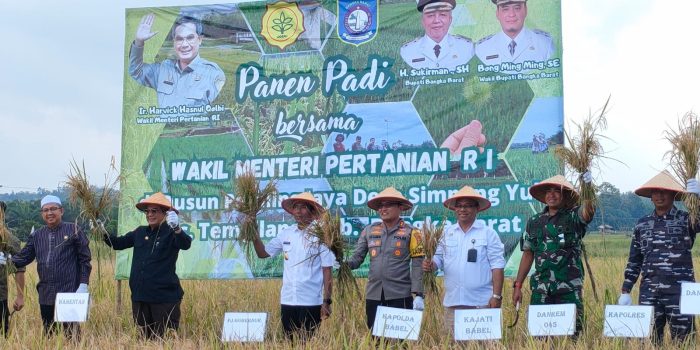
left=0, top=182, right=655, bottom=241
left=0, top=187, right=118, bottom=241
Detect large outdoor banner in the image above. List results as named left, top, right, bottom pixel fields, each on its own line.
left=119, top=0, right=563, bottom=279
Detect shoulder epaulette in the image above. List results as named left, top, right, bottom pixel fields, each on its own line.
left=532, top=29, right=551, bottom=38
left=402, top=37, right=421, bottom=48
left=477, top=34, right=495, bottom=44
left=454, top=34, right=473, bottom=43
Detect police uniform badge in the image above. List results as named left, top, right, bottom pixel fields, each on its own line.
left=337, top=0, right=378, bottom=46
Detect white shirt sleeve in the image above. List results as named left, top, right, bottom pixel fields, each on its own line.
left=265, top=233, right=283, bottom=258
left=320, top=244, right=336, bottom=267
left=486, top=228, right=506, bottom=269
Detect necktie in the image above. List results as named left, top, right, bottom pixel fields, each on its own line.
left=509, top=40, right=516, bottom=56
left=433, top=44, right=441, bottom=58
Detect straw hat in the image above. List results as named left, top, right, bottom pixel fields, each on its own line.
left=135, top=192, right=179, bottom=214
left=367, top=187, right=413, bottom=211
left=634, top=170, right=684, bottom=200
left=443, top=185, right=491, bottom=212
left=529, top=175, right=579, bottom=206
left=281, top=192, right=325, bottom=215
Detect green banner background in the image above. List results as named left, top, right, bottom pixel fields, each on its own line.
left=119, top=0, right=563, bottom=279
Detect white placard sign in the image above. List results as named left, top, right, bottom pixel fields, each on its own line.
left=454, top=308, right=502, bottom=340
left=221, top=312, right=267, bottom=342
left=527, top=304, right=576, bottom=336
left=603, top=305, right=653, bottom=338
left=372, top=306, right=423, bottom=340
left=680, top=282, right=700, bottom=314
left=54, top=293, right=90, bottom=322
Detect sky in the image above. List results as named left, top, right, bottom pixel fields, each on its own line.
left=0, top=0, right=698, bottom=194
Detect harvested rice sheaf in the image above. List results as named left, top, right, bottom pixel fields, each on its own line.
left=665, top=111, right=700, bottom=226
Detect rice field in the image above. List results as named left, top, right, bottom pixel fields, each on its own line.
left=506, top=147, right=562, bottom=183
left=3, top=233, right=698, bottom=349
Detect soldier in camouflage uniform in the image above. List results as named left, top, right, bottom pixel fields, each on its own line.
left=512, top=174, right=594, bottom=337
left=347, top=187, right=425, bottom=331
left=618, top=171, right=697, bottom=344
left=0, top=201, right=25, bottom=337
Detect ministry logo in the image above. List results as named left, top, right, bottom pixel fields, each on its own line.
left=338, top=0, right=377, bottom=46
left=261, top=1, right=305, bottom=50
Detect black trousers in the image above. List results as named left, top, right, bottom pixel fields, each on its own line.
left=280, top=304, right=322, bottom=340
left=0, top=300, right=8, bottom=337
left=365, top=292, right=413, bottom=331
left=131, top=301, right=181, bottom=339
left=39, top=304, right=80, bottom=338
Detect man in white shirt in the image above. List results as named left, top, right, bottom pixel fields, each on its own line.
left=253, top=192, right=334, bottom=340
left=475, top=0, right=554, bottom=69
left=423, top=185, right=505, bottom=333
left=400, top=0, right=474, bottom=70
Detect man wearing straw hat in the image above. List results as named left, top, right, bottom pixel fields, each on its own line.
left=252, top=192, right=334, bottom=340
left=12, top=195, right=92, bottom=338
left=0, top=201, right=26, bottom=337
left=511, top=173, right=594, bottom=338
left=422, top=186, right=505, bottom=333
left=618, top=171, right=698, bottom=344
left=103, top=192, right=191, bottom=339
left=347, top=187, right=425, bottom=330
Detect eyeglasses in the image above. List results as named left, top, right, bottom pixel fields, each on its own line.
left=40, top=207, right=62, bottom=213
left=143, top=208, right=163, bottom=215
left=174, top=34, right=198, bottom=45
left=454, top=203, right=478, bottom=209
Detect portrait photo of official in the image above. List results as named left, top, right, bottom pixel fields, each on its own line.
left=129, top=14, right=226, bottom=108
left=475, top=0, right=555, bottom=66
left=400, top=0, right=474, bottom=70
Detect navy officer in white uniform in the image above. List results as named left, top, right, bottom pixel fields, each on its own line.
left=475, top=0, right=554, bottom=67
left=400, top=0, right=474, bottom=70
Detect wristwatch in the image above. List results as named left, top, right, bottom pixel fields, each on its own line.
left=491, top=294, right=502, bottom=300
left=323, top=298, right=332, bottom=305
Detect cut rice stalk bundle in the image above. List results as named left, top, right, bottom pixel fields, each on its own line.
left=665, top=111, right=700, bottom=226
left=422, top=217, right=445, bottom=296
left=555, top=97, right=611, bottom=206
left=225, top=170, right=278, bottom=252
left=65, top=157, right=120, bottom=279
left=0, top=205, right=10, bottom=249
left=309, top=211, right=360, bottom=305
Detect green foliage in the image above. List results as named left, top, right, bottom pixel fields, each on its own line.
left=590, top=182, right=655, bottom=232
left=506, top=148, right=561, bottom=182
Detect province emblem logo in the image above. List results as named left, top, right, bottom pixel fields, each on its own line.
left=338, top=0, right=378, bottom=46
left=261, top=1, right=305, bottom=50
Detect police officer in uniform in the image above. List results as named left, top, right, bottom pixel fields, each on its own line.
left=400, top=0, right=474, bottom=70
left=475, top=0, right=554, bottom=67
left=129, top=14, right=225, bottom=108
left=619, top=171, right=698, bottom=344
left=512, top=173, right=594, bottom=338
left=346, top=187, right=425, bottom=331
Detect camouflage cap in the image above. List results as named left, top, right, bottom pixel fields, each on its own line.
left=417, top=0, right=455, bottom=13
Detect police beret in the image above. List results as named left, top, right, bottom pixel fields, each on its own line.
left=417, top=0, right=455, bottom=13
left=491, top=0, right=527, bottom=5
